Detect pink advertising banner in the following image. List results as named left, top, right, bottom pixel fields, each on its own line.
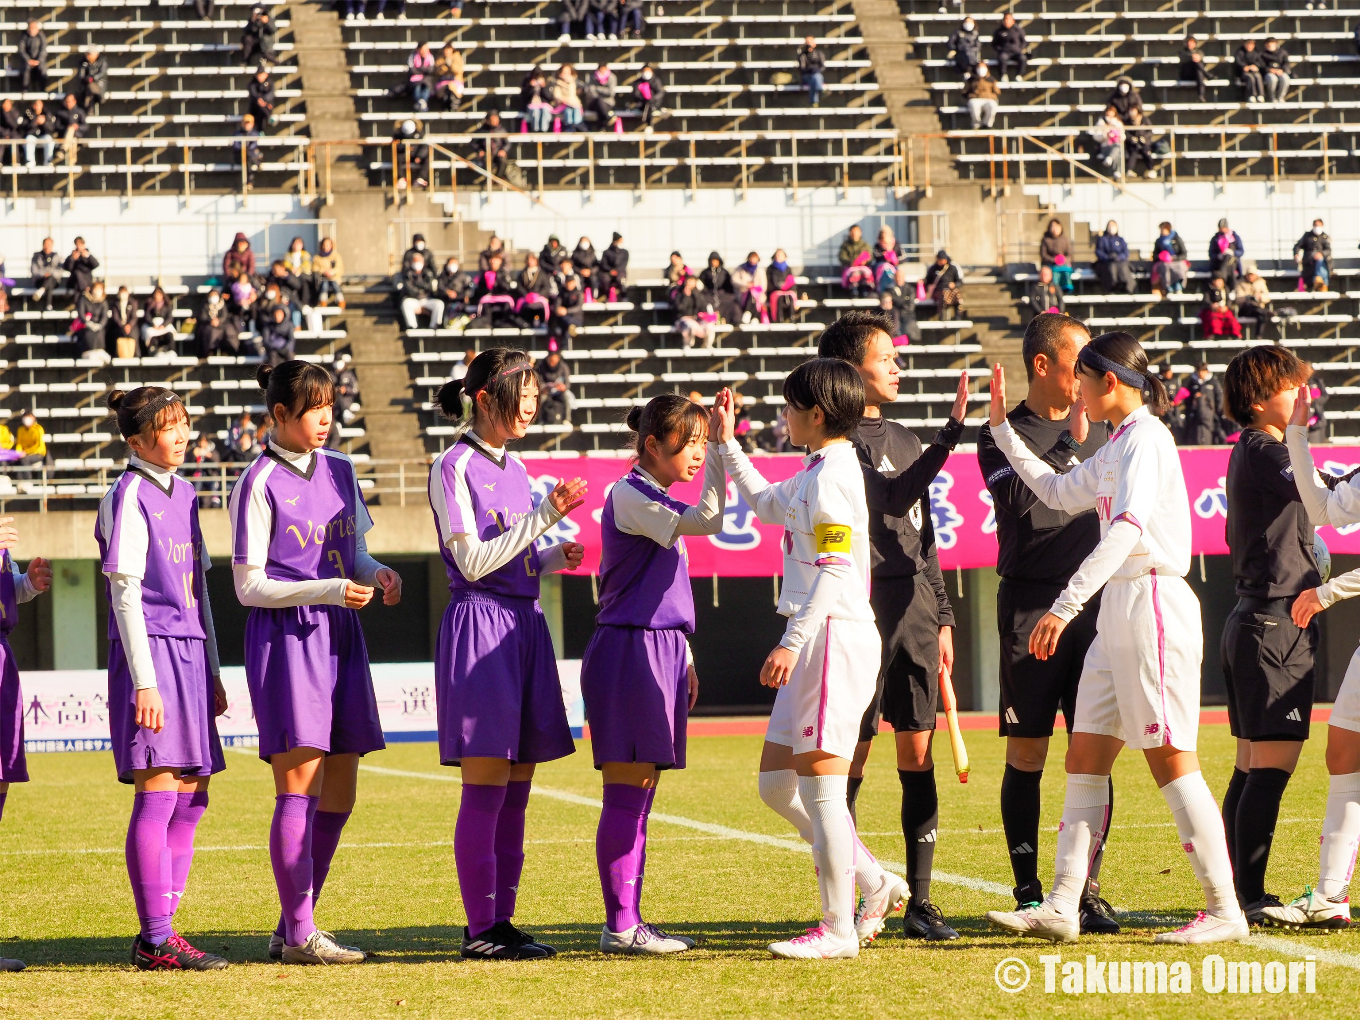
left=521, top=446, right=1360, bottom=575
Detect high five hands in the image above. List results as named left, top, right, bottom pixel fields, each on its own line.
left=709, top=388, right=736, bottom=444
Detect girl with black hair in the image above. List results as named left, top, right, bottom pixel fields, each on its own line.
left=426, top=348, right=587, bottom=959
left=984, top=333, right=1245, bottom=946
left=97, top=387, right=225, bottom=970
left=228, top=361, right=402, bottom=966
left=582, top=395, right=724, bottom=955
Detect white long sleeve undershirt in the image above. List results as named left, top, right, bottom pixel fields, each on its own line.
left=779, top=557, right=852, bottom=654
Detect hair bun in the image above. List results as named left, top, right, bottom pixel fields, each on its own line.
left=255, top=364, right=274, bottom=390
left=106, top=389, right=126, bottom=413
left=625, top=405, right=644, bottom=432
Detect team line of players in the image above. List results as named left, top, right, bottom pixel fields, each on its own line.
left=1, top=311, right=1358, bottom=968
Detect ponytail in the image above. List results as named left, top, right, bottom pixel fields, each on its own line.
left=437, top=347, right=535, bottom=433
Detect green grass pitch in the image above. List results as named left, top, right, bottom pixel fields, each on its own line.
left=1, top=721, right=1356, bottom=1018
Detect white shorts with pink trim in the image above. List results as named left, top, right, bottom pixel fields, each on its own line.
left=1073, top=571, right=1203, bottom=752
left=766, top=617, right=881, bottom=760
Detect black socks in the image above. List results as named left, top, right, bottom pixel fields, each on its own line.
left=899, top=767, right=938, bottom=905
left=1001, top=764, right=1043, bottom=895
left=846, top=776, right=863, bottom=824
left=1235, top=767, right=1291, bottom=904
left=1222, top=766, right=1249, bottom=874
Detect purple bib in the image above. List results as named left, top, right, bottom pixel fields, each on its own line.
left=596, top=471, right=695, bottom=632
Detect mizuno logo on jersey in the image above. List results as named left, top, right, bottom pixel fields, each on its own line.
left=878, top=454, right=895, bottom=472
left=152, top=511, right=164, bottom=520
left=1286, top=708, right=1303, bottom=722
left=285, top=496, right=300, bottom=506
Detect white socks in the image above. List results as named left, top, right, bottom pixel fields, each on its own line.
left=1048, top=774, right=1109, bottom=912
left=1161, top=772, right=1241, bottom=919
left=1319, top=772, right=1360, bottom=899
left=798, top=774, right=856, bottom=940
left=758, top=768, right=824, bottom=909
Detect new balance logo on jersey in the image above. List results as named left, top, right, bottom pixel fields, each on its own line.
left=1286, top=708, right=1303, bottom=722
left=1144, top=723, right=1160, bottom=736
left=1010, top=842, right=1034, bottom=856
left=1004, top=707, right=1019, bottom=725
left=802, top=726, right=814, bottom=738
left=917, top=829, right=937, bottom=844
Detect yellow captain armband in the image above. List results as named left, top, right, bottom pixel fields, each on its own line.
left=814, top=523, right=853, bottom=554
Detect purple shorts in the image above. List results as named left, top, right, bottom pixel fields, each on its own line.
left=581, top=625, right=689, bottom=770
left=435, top=591, right=575, bottom=766
left=0, top=637, right=27, bottom=783
left=244, top=604, right=385, bottom=762
left=108, top=636, right=227, bottom=784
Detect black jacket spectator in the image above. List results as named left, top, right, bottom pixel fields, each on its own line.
left=797, top=43, right=826, bottom=75
left=550, top=278, right=585, bottom=343
left=700, top=251, right=739, bottom=322
left=241, top=8, right=277, bottom=67
left=194, top=302, right=240, bottom=358
left=534, top=353, right=571, bottom=424
left=0, top=100, right=21, bottom=142
left=30, top=243, right=63, bottom=309
left=599, top=234, right=629, bottom=293
left=1259, top=44, right=1290, bottom=75
left=61, top=244, right=99, bottom=294
left=75, top=52, right=108, bottom=109
left=53, top=98, right=86, bottom=144
left=74, top=288, right=110, bottom=353
left=582, top=66, right=618, bottom=127
left=572, top=239, right=599, bottom=293
left=992, top=17, right=1027, bottom=78
left=947, top=21, right=981, bottom=75
left=437, top=264, right=471, bottom=305
left=1295, top=226, right=1332, bottom=285
left=517, top=263, right=555, bottom=300
left=110, top=289, right=139, bottom=346
left=472, top=266, right=514, bottom=302
left=247, top=72, right=276, bottom=127
left=234, top=117, right=262, bottom=187
left=540, top=237, right=568, bottom=273
left=260, top=308, right=295, bottom=366
left=16, top=24, right=47, bottom=92
left=1026, top=275, right=1065, bottom=316
left=672, top=285, right=714, bottom=323
left=1179, top=38, right=1208, bottom=100
left=558, top=0, right=590, bottom=37
left=1107, top=77, right=1143, bottom=120
left=879, top=275, right=919, bottom=342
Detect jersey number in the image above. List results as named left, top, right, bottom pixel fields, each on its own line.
left=181, top=571, right=197, bottom=610
left=523, top=550, right=537, bottom=577
left=328, top=549, right=346, bottom=577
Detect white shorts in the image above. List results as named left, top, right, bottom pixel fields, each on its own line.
left=766, top=617, right=881, bottom=761
left=1074, top=571, right=1203, bottom=752
left=1329, top=647, right=1360, bottom=734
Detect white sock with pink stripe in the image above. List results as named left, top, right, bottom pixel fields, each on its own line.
left=854, top=833, right=890, bottom=898
left=798, top=775, right=856, bottom=940
left=1161, top=772, right=1241, bottom=919
left=1048, top=773, right=1109, bottom=913
left=1318, top=772, right=1360, bottom=899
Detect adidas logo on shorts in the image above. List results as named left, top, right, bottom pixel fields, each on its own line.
left=1004, top=707, right=1019, bottom=725
left=1286, top=708, right=1303, bottom=722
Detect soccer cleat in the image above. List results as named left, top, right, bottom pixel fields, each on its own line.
left=855, top=874, right=908, bottom=945
left=600, top=923, right=691, bottom=955
left=1013, top=879, right=1043, bottom=912
left=0, top=958, right=23, bottom=971
left=768, top=926, right=859, bottom=960
left=986, top=902, right=1079, bottom=943
left=1079, top=895, right=1121, bottom=934
left=1154, top=911, right=1249, bottom=945
left=904, top=900, right=960, bottom=941
left=281, top=930, right=366, bottom=965
left=267, top=933, right=283, bottom=961
left=1262, top=886, right=1351, bottom=930
left=131, top=933, right=229, bottom=971
left=645, top=924, right=694, bottom=949
left=461, top=920, right=552, bottom=960
left=1243, top=893, right=1285, bottom=927
left=504, top=923, right=559, bottom=957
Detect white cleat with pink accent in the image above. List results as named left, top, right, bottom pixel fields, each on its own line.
left=768, top=926, right=860, bottom=960
left=1154, top=911, right=1248, bottom=944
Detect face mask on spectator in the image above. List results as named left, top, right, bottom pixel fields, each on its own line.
left=412, top=259, right=425, bottom=273
left=1118, top=83, right=1129, bottom=94
left=1313, top=225, right=1322, bottom=235
left=642, top=69, right=653, bottom=80
left=415, top=240, right=425, bottom=250
left=977, top=65, right=988, bottom=77
left=963, top=20, right=974, bottom=30
left=21, top=416, right=34, bottom=428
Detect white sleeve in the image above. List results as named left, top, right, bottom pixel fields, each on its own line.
left=448, top=500, right=562, bottom=582
left=992, top=419, right=1101, bottom=514
left=718, top=439, right=795, bottom=526
left=780, top=475, right=857, bottom=654
left=233, top=563, right=350, bottom=608
left=613, top=450, right=727, bottom=547
left=1287, top=424, right=1360, bottom=527
left=1050, top=520, right=1142, bottom=622
left=674, top=447, right=727, bottom=538
left=12, top=557, right=38, bottom=604
left=109, top=573, right=160, bottom=691
left=1318, top=566, right=1360, bottom=610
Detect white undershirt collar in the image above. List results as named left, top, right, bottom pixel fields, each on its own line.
left=465, top=430, right=507, bottom=459
left=128, top=453, right=176, bottom=485
left=268, top=438, right=316, bottom=471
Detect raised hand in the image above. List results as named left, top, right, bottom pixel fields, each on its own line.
left=1070, top=397, right=1090, bottom=445
left=548, top=477, right=588, bottom=516
left=26, top=556, right=52, bottom=592
left=1290, top=383, right=1312, bottom=429
left=988, top=363, right=1007, bottom=427
left=950, top=370, right=969, bottom=423
left=0, top=517, right=17, bottom=551
left=711, top=388, right=736, bottom=444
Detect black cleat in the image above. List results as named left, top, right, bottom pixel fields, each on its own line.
left=505, top=922, right=558, bottom=957
left=1013, top=879, right=1044, bottom=911
left=1244, top=893, right=1285, bottom=927
left=131, top=933, right=229, bottom=971
left=1079, top=895, right=1121, bottom=934
left=903, top=900, right=960, bottom=941
left=461, top=920, right=553, bottom=960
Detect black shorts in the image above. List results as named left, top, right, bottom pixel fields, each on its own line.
left=997, top=580, right=1101, bottom=738
left=1221, top=600, right=1317, bottom=742
left=858, top=574, right=942, bottom=741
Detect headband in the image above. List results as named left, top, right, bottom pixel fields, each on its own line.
left=469, top=362, right=532, bottom=398
left=1078, top=346, right=1148, bottom=390
left=122, top=391, right=183, bottom=438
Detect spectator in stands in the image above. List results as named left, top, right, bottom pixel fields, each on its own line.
left=1026, top=265, right=1064, bottom=317
left=230, top=270, right=258, bottom=324
left=402, top=233, right=429, bottom=272
left=1093, top=220, right=1134, bottom=294
left=541, top=234, right=568, bottom=273
left=75, top=49, right=108, bottom=111
left=62, top=237, right=99, bottom=296
left=550, top=271, right=584, bottom=344
left=599, top=232, right=629, bottom=301
left=798, top=36, right=826, bottom=107
left=247, top=68, right=276, bottom=127
left=313, top=237, right=345, bottom=309
left=471, top=111, right=508, bottom=179
left=1179, top=35, right=1208, bottom=102
left=1208, top=217, right=1244, bottom=292
left=190, top=433, right=220, bottom=507
left=585, top=0, right=614, bottom=40
left=268, top=259, right=305, bottom=327
left=437, top=255, right=471, bottom=320
left=558, top=0, right=589, bottom=41
left=29, top=237, right=63, bottom=310
left=767, top=249, right=798, bottom=323
left=553, top=64, right=584, bottom=131
left=1107, top=76, right=1142, bottom=121
left=963, top=63, right=999, bottom=129
left=261, top=305, right=295, bottom=366
left=0, top=100, right=21, bottom=164
left=1199, top=278, right=1242, bottom=340
left=234, top=113, right=262, bottom=190
left=672, top=273, right=716, bottom=348
left=395, top=118, right=430, bottom=188
left=515, top=253, right=555, bottom=326
left=110, top=286, right=139, bottom=357
left=879, top=264, right=920, bottom=343
left=1122, top=106, right=1159, bottom=178
left=408, top=42, right=435, bottom=113
left=283, top=236, right=312, bottom=281
left=1087, top=106, right=1124, bottom=177
left=1154, top=364, right=1184, bottom=439
left=1150, top=220, right=1189, bottom=297
left=472, top=252, right=518, bottom=326
left=194, top=289, right=243, bottom=357
left=664, top=251, right=690, bottom=288
left=435, top=44, right=465, bottom=110
left=634, top=64, right=664, bottom=131
left=731, top=252, right=769, bottom=324
left=51, top=93, right=85, bottom=162
left=1235, top=39, right=1264, bottom=103
left=572, top=236, right=599, bottom=299
left=1180, top=363, right=1226, bottom=444
left=925, top=249, right=962, bottom=320
left=1294, top=217, right=1331, bottom=290
left=226, top=412, right=259, bottom=464
left=992, top=13, right=1028, bottom=81
left=451, top=348, right=475, bottom=381
left=241, top=6, right=277, bottom=68
left=479, top=235, right=506, bottom=271
left=141, top=286, right=178, bottom=353
left=584, top=63, right=621, bottom=132
left=1261, top=37, right=1291, bottom=103
left=873, top=225, right=907, bottom=263
left=947, top=17, right=981, bottom=77
left=15, top=411, right=48, bottom=472
left=534, top=349, right=571, bottom=424
left=619, top=0, right=645, bottom=39
left=194, top=1, right=215, bottom=22
left=333, top=354, right=361, bottom=424
left=1233, top=261, right=1277, bottom=337
left=839, top=226, right=873, bottom=298
left=1035, top=219, right=1073, bottom=294
left=224, top=232, right=256, bottom=282
left=256, top=279, right=284, bottom=335
left=701, top=251, right=739, bottom=322
left=22, top=99, right=54, bottom=167
left=15, top=22, right=46, bottom=93
left=839, top=224, right=869, bottom=268
left=521, top=66, right=555, bottom=133
left=74, top=280, right=110, bottom=362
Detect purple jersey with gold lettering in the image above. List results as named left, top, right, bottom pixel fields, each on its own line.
left=596, top=469, right=696, bottom=632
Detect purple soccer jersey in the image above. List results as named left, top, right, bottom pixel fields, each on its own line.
left=0, top=551, right=25, bottom=783
left=0, top=551, right=15, bottom=637
left=596, top=469, right=696, bottom=632
left=97, top=467, right=208, bottom=639
left=231, top=447, right=371, bottom=583
left=428, top=437, right=543, bottom=599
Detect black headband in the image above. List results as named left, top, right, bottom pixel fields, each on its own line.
left=122, top=391, right=183, bottom=438
left=1078, top=346, right=1148, bottom=390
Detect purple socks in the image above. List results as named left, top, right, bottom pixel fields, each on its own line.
left=273, top=808, right=352, bottom=939
left=597, top=784, right=651, bottom=934
left=270, top=793, right=319, bottom=946
left=636, top=786, right=656, bottom=909
left=166, top=790, right=209, bottom=916
left=455, top=783, right=508, bottom=937
left=494, top=781, right=531, bottom=925
left=126, top=791, right=177, bottom=946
